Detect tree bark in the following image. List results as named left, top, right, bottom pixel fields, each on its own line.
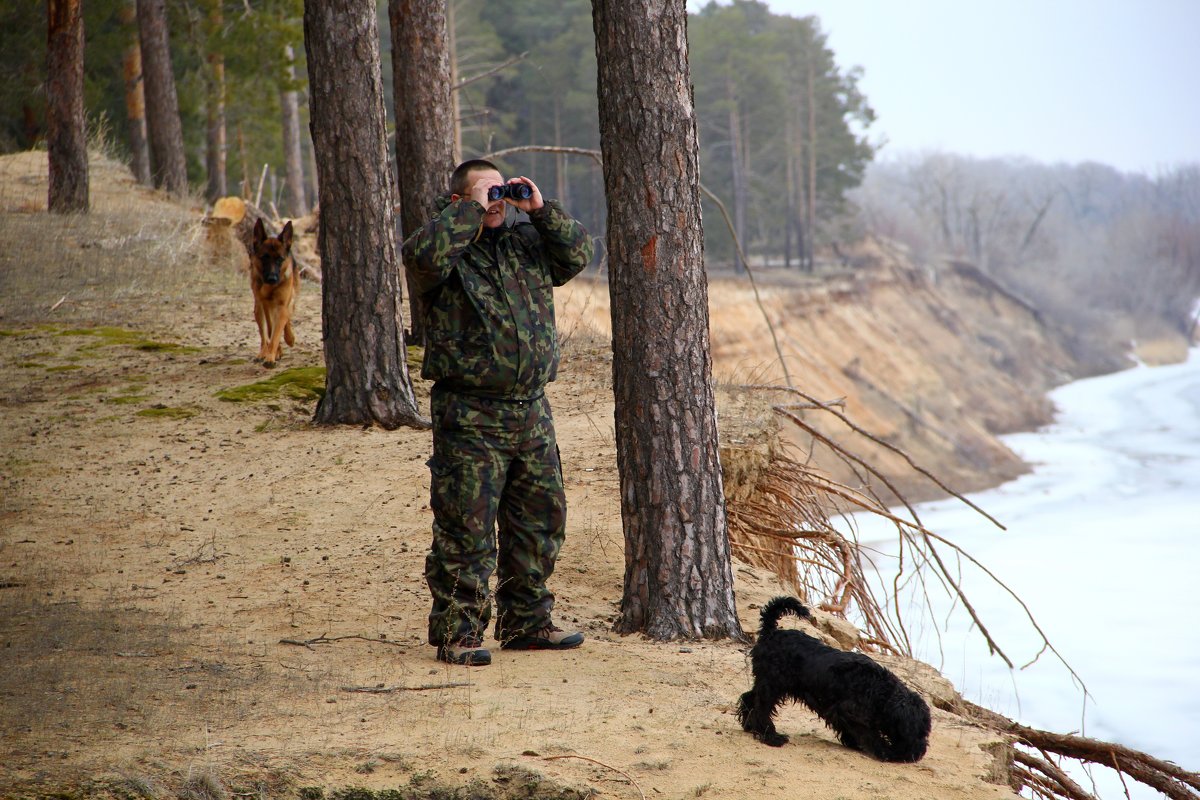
left=204, top=1, right=226, bottom=203
left=305, top=0, right=424, bottom=430
left=47, top=0, right=89, bottom=214
left=137, top=0, right=188, bottom=195
left=592, top=0, right=742, bottom=641
left=280, top=43, right=307, bottom=216
left=119, top=1, right=151, bottom=186
left=388, top=0, right=455, bottom=347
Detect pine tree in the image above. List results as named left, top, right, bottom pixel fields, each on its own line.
left=47, top=0, right=89, bottom=213
left=592, top=0, right=742, bottom=640
left=304, top=0, right=424, bottom=430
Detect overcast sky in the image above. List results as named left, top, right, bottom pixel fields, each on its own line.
left=719, top=0, right=1200, bottom=175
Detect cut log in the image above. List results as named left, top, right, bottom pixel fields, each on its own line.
left=204, top=196, right=322, bottom=283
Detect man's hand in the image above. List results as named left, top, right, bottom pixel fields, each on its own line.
left=506, top=176, right=544, bottom=213
left=467, top=176, right=497, bottom=208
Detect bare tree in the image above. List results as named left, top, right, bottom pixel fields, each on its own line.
left=591, top=0, right=742, bottom=640
left=203, top=0, right=226, bottom=202
left=388, top=0, right=455, bottom=345
left=46, top=0, right=88, bottom=213
left=725, top=72, right=747, bottom=272
left=137, top=0, right=188, bottom=195
left=280, top=43, right=307, bottom=216
left=304, top=0, right=424, bottom=430
left=118, top=0, right=151, bottom=186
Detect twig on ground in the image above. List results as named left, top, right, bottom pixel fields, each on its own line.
left=341, top=683, right=469, bottom=693
left=279, top=633, right=406, bottom=650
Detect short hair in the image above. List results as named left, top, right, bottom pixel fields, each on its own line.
left=450, top=159, right=500, bottom=196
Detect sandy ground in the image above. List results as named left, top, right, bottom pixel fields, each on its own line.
left=0, top=152, right=1021, bottom=799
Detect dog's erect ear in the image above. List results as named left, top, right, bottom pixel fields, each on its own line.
left=279, top=220, right=293, bottom=251
left=253, top=218, right=266, bottom=248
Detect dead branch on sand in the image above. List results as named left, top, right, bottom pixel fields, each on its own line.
left=278, top=633, right=406, bottom=651
left=340, top=682, right=469, bottom=693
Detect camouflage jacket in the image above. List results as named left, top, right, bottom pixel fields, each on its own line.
left=402, top=195, right=593, bottom=399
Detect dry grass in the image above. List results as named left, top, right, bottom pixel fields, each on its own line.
left=0, top=151, right=244, bottom=331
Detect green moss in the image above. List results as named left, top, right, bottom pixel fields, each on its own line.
left=46, top=364, right=84, bottom=372
left=216, top=366, right=326, bottom=403
left=0, top=329, right=31, bottom=337
left=135, top=405, right=199, bottom=420
left=17, top=361, right=45, bottom=368
left=55, top=326, right=200, bottom=355
left=58, top=326, right=144, bottom=343
left=106, top=394, right=150, bottom=405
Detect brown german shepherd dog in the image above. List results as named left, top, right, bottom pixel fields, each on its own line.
left=250, top=218, right=299, bottom=366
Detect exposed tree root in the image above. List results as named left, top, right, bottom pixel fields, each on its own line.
left=956, top=698, right=1200, bottom=800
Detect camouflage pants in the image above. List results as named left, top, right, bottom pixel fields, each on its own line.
left=425, top=386, right=566, bottom=646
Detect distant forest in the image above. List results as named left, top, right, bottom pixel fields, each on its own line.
left=7, top=0, right=1199, bottom=359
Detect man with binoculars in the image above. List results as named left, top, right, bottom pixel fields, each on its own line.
left=402, top=159, right=594, bottom=667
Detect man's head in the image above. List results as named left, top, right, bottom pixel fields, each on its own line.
left=451, top=159, right=507, bottom=228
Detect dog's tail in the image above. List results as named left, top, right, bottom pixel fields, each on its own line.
left=758, top=596, right=812, bottom=635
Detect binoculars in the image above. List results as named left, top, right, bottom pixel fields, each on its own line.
left=488, top=183, right=534, bottom=201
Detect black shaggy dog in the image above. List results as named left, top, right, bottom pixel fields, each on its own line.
left=737, top=596, right=931, bottom=762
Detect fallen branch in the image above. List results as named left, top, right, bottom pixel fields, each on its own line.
left=279, top=633, right=406, bottom=651
left=209, top=196, right=322, bottom=283
left=341, top=682, right=469, bottom=693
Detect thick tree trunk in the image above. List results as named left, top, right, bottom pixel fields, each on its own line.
left=305, top=0, right=424, bottom=430
left=47, top=0, right=89, bottom=214
left=137, top=0, right=188, bottom=195
left=204, top=3, right=226, bottom=203
left=592, top=0, right=742, bottom=641
left=280, top=44, right=307, bottom=217
left=119, top=1, right=151, bottom=186
left=388, top=0, right=454, bottom=346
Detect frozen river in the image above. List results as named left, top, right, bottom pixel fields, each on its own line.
left=849, top=348, right=1200, bottom=798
